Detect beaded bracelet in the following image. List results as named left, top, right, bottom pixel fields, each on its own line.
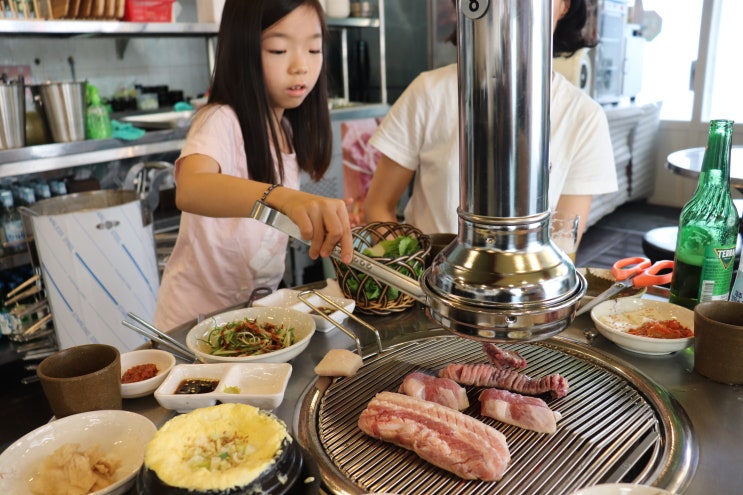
left=260, top=183, right=282, bottom=203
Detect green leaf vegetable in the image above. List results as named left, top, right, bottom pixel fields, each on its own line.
left=362, top=235, right=420, bottom=258
left=344, top=234, right=424, bottom=301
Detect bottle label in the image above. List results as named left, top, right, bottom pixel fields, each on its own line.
left=3, top=219, right=25, bottom=245
left=731, top=268, right=743, bottom=303
left=697, top=244, right=736, bottom=302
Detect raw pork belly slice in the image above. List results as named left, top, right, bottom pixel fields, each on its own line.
left=439, top=363, right=569, bottom=399
left=398, top=371, right=470, bottom=410
left=479, top=388, right=562, bottom=434
left=358, top=391, right=510, bottom=481
left=482, top=343, right=527, bottom=369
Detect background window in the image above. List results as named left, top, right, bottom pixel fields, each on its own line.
left=703, top=0, right=743, bottom=122
left=636, top=0, right=703, bottom=122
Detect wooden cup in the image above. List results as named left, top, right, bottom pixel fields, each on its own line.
left=693, top=301, right=743, bottom=385
left=36, top=343, right=122, bottom=418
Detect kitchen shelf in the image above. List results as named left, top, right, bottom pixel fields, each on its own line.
left=0, top=16, right=379, bottom=37
left=0, top=103, right=389, bottom=180
left=0, top=19, right=219, bottom=36
left=0, top=128, right=187, bottom=179
left=327, top=17, right=381, bottom=28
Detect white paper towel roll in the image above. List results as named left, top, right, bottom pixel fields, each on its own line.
left=553, top=48, right=593, bottom=95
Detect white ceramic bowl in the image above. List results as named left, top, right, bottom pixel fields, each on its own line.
left=120, top=349, right=176, bottom=399
left=590, top=298, right=694, bottom=355
left=186, top=307, right=316, bottom=363
left=154, top=362, right=293, bottom=413
left=253, top=288, right=355, bottom=332
left=0, top=410, right=156, bottom=495
left=569, top=483, right=676, bottom=495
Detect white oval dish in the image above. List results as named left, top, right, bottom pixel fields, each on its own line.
left=186, top=307, right=315, bottom=363
left=569, top=483, right=676, bottom=495
left=0, top=410, right=156, bottom=495
left=120, top=349, right=176, bottom=399
left=590, top=298, right=694, bottom=355
left=253, top=288, right=355, bottom=333
left=154, top=362, right=292, bottom=413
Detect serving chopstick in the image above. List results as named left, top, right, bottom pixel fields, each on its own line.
left=6, top=274, right=40, bottom=299
left=122, top=312, right=198, bottom=362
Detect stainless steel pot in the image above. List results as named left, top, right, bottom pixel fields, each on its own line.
left=0, top=77, right=25, bottom=150
left=30, top=81, right=86, bottom=143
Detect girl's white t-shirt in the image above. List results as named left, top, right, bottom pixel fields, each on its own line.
left=369, top=63, right=618, bottom=234
left=154, top=105, right=299, bottom=331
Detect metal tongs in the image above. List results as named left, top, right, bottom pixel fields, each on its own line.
left=122, top=312, right=198, bottom=362
left=251, top=201, right=426, bottom=304
left=297, top=289, right=383, bottom=357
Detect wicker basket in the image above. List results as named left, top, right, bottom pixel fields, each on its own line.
left=331, top=222, right=431, bottom=315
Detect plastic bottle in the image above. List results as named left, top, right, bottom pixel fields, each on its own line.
left=85, top=83, right=113, bottom=140
left=0, top=189, right=25, bottom=255
left=669, top=119, right=739, bottom=309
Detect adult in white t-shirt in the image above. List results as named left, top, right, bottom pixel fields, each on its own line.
left=365, top=0, right=618, bottom=241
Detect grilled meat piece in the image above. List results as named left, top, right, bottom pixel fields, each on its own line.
left=398, top=371, right=469, bottom=410
left=439, top=363, right=569, bottom=400
left=482, top=343, right=527, bottom=369
left=479, top=388, right=562, bottom=434
left=358, top=391, right=510, bottom=481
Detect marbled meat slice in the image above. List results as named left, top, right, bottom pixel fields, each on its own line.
left=479, top=388, right=563, bottom=434
left=482, top=343, right=527, bottom=369
left=439, top=363, right=569, bottom=399
left=398, top=371, right=470, bottom=410
left=358, top=391, right=510, bottom=481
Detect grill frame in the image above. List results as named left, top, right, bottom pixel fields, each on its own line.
left=295, top=335, right=697, bottom=495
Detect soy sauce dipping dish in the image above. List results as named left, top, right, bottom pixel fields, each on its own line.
left=186, top=307, right=316, bottom=364
left=120, top=349, right=176, bottom=399
left=154, top=362, right=293, bottom=413
left=590, top=298, right=694, bottom=355
left=253, top=288, right=356, bottom=333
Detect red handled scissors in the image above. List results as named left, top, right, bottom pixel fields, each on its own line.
left=576, top=257, right=674, bottom=316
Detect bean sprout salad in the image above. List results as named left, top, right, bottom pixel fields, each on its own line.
left=200, top=318, right=295, bottom=357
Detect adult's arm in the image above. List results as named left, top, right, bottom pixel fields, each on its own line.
left=363, top=154, right=416, bottom=224
left=554, top=194, right=592, bottom=247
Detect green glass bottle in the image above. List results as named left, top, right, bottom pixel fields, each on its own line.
left=669, top=119, right=739, bottom=309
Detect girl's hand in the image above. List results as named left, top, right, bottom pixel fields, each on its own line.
left=277, top=190, right=354, bottom=264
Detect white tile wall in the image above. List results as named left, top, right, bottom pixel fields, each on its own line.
left=0, top=1, right=211, bottom=102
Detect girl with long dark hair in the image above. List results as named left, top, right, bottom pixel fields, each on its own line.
left=155, top=0, right=352, bottom=330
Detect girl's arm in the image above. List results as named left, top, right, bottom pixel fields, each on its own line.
left=364, top=154, right=415, bottom=224
left=175, top=153, right=353, bottom=263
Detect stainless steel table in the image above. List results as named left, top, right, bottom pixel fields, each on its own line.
left=127, top=288, right=743, bottom=495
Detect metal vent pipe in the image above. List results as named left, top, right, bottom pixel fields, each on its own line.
left=420, top=0, right=586, bottom=341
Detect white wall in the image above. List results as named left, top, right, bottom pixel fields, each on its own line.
left=0, top=1, right=211, bottom=102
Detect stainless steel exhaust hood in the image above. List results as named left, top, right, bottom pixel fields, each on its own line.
left=252, top=0, right=585, bottom=343
left=419, top=0, right=585, bottom=341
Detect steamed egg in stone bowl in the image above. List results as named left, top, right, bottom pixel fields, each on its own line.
left=136, top=403, right=309, bottom=495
